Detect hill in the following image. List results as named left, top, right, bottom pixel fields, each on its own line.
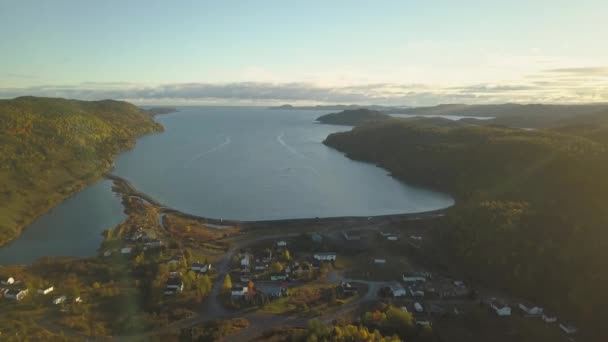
left=324, top=115, right=608, bottom=339
left=391, top=103, right=608, bottom=128
left=0, top=96, right=163, bottom=246
left=146, top=107, right=179, bottom=115
left=316, top=108, right=391, bottom=126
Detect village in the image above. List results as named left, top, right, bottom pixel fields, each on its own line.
left=0, top=179, right=582, bottom=341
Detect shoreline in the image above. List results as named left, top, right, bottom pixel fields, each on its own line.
left=106, top=172, right=451, bottom=229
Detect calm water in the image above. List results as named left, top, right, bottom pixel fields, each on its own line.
left=0, top=107, right=454, bottom=264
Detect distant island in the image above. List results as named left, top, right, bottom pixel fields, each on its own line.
left=146, top=107, right=179, bottom=115
left=269, top=104, right=405, bottom=111
left=0, top=96, right=163, bottom=245
left=316, top=108, right=391, bottom=125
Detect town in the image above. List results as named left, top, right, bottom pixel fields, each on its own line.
left=0, top=176, right=581, bottom=341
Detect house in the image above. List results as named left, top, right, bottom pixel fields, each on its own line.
left=231, top=286, right=249, bottom=297
left=340, top=282, right=357, bottom=295
left=415, top=319, right=431, bottom=326
left=191, top=262, right=212, bottom=274
left=257, top=283, right=288, bottom=297
left=401, top=306, right=409, bottom=313
left=144, top=239, right=163, bottom=249
left=240, top=255, right=250, bottom=267
left=409, top=287, right=425, bottom=297
left=103, top=250, right=112, bottom=257
left=270, top=273, right=288, bottom=281
left=559, top=323, right=577, bottom=334
left=261, top=250, right=273, bottom=263
left=121, top=247, right=133, bottom=254
left=414, top=302, right=424, bottom=313
left=276, top=240, right=287, bottom=247
left=1, top=277, right=15, bottom=285
left=313, top=252, right=337, bottom=261
left=4, top=289, right=28, bottom=301
left=518, top=303, right=543, bottom=316
left=490, top=300, right=512, bottom=316
left=386, top=236, right=399, bottom=241
left=387, top=282, right=407, bottom=297
left=410, top=235, right=423, bottom=241
left=37, top=286, right=54, bottom=295
left=254, top=264, right=267, bottom=271
left=402, top=272, right=429, bottom=283
left=542, top=313, right=557, bottom=323
left=164, top=277, right=184, bottom=295
left=74, top=296, right=82, bottom=303
left=53, top=295, right=67, bottom=305
left=373, top=258, right=386, bottom=264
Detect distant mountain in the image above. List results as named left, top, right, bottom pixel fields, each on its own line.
left=316, top=108, right=391, bottom=126
left=146, top=107, right=179, bottom=115
left=0, top=96, right=163, bottom=245
left=391, top=103, right=608, bottom=128
left=269, top=104, right=405, bottom=111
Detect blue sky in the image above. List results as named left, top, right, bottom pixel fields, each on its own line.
left=1, top=0, right=607, bottom=105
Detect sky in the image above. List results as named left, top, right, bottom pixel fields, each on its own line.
left=1, top=0, right=607, bottom=106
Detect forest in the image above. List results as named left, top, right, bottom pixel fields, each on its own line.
left=324, top=113, right=608, bottom=340
left=0, top=96, right=163, bottom=245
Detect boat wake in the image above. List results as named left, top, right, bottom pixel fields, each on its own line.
left=184, top=136, right=231, bottom=167
left=277, top=132, right=320, bottom=175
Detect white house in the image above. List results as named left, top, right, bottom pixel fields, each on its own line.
left=518, top=303, right=543, bottom=316
left=1, top=277, right=15, bottom=285
left=4, top=289, right=28, bottom=301
left=414, top=302, right=424, bottom=313
left=231, top=286, right=249, bottom=297
left=270, top=273, right=288, bottom=281
left=37, top=286, right=54, bottom=295
left=53, top=295, right=67, bottom=305
left=410, top=235, right=423, bottom=241
left=276, top=240, right=287, bottom=247
left=542, top=313, right=557, bottom=323
left=121, top=247, right=133, bottom=254
left=402, top=272, right=428, bottom=282
left=240, top=255, right=250, bottom=267
left=313, top=252, right=337, bottom=261
left=103, top=250, right=112, bottom=257
left=490, top=300, right=511, bottom=316
left=386, top=236, right=399, bottom=241
left=191, top=262, right=212, bottom=274
left=373, top=258, right=386, bottom=264
left=388, top=283, right=407, bottom=297
left=559, top=323, right=577, bottom=334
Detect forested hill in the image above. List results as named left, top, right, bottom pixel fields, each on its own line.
left=0, top=96, right=163, bottom=246
left=324, top=115, right=608, bottom=340
left=316, top=108, right=391, bottom=125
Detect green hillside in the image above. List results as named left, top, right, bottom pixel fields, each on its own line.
left=324, top=115, right=608, bottom=339
left=316, top=108, right=391, bottom=126
left=0, top=96, right=163, bottom=246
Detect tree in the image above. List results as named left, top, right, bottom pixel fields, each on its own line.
left=222, top=274, right=232, bottom=292
left=184, top=248, right=192, bottom=263
left=284, top=249, right=291, bottom=261
left=271, top=262, right=284, bottom=273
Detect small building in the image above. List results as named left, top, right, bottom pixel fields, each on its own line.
left=164, top=277, right=184, bottom=295
left=74, top=296, right=82, bottom=303
left=144, top=239, right=163, bottom=249
left=402, top=272, right=430, bottom=283
left=257, top=283, right=287, bottom=297
left=313, top=252, right=337, bottom=261
left=414, top=302, right=424, bottom=313
left=410, top=235, right=423, bottom=241
left=340, top=281, right=357, bottom=295
left=559, top=323, right=577, bottom=335
left=254, top=264, right=267, bottom=271
left=53, top=295, right=67, bottom=305
left=240, top=255, right=250, bottom=267
left=103, top=250, right=112, bottom=257
left=231, top=286, right=249, bottom=297
left=276, top=240, right=287, bottom=247
left=490, top=300, right=511, bottom=316
left=542, top=313, right=557, bottom=323
left=410, top=288, right=425, bottom=297
left=121, top=247, right=133, bottom=254
left=37, top=286, right=54, bottom=295
left=261, top=250, right=273, bottom=263
left=373, top=258, right=386, bottom=264
left=518, top=303, right=543, bottom=316
left=1, top=277, right=15, bottom=285
left=388, top=282, right=407, bottom=297
left=191, top=262, right=212, bottom=274
left=270, top=273, right=288, bottom=281
left=415, top=319, right=431, bottom=326
left=4, top=289, right=28, bottom=301
left=386, top=236, right=399, bottom=241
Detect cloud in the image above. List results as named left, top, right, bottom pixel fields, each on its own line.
left=544, top=67, right=608, bottom=75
